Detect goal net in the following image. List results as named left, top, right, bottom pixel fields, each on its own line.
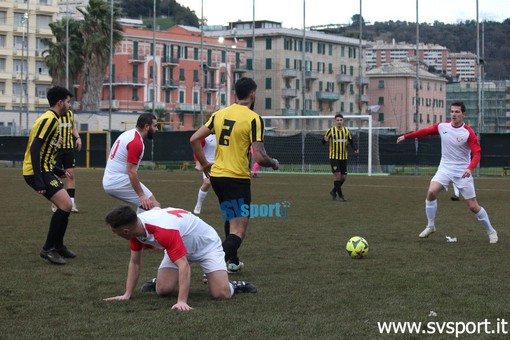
left=260, top=115, right=380, bottom=175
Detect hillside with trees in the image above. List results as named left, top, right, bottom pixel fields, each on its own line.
left=328, top=16, right=510, bottom=80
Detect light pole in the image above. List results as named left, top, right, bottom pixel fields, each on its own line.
left=19, top=12, right=29, bottom=134
left=65, top=0, right=69, bottom=90
left=199, top=0, right=204, bottom=126
left=152, top=0, right=156, bottom=116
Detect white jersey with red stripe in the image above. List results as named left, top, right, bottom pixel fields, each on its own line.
left=404, top=121, right=481, bottom=176
left=103, top=129, right=144, bottom=185
left=131, top=207, right=221, bottom=263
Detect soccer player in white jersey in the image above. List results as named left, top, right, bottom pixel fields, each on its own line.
left=102, top=113, right=160, bottom=213
left=193, top=134, right=216, bottom=214
left=103, top=205, right=257, bottom=311
left=397, top=101, right=498, bottom=244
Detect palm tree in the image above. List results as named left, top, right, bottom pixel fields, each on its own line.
left=78, top=0, right=123, bottom=111
left=42, top=18, right=83, bottom=87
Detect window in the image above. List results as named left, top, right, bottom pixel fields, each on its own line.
left=221, top=93, right=226, bottom=106
left=0, top=58, right=5, bottom=72
left=349, top=84, right=354, bottom=94
left=165, top=90, right=171, bottom=103
left=179, top=90, right=185, bottom=103
left=194, top=47, right=199, bottom=60
left=378, top=97, right=384, bottom=105
left=193, top=91, right=198, bottom=105
left=179, top=69, right=185, bottom=81
left=328, top=44, right=333, bottom=56
left=0, top=35, right=5, bottom=49
left=246, top=38, right=253, bottom=48
left=266, top=38, right=272, bottom=50
left=328, top=63, right=333, bottom=74
left=341, top=46, right=345, bottom=57
left=207, top=93, right=212, bottom=105
left=150, top=66, right=154, bottom=79
left=265, top=58, right=272, bottom=70
left=221, top=50, right=226, bottom=63
left=349, top=102, right=354, bottom=113
left=265, top=98, right=271, bottom=109
left=0, top=11, right=6, bottom=25
left=378, top=80, right=385, bottom=89
left=378, top=113, right=384, bottom=122
left=247, top=59, right=253, bottom=70
left=193, top=70, right=199, bottom=82
left=265, top=78, right=271, bottom=89
left=132, top=88, right=139, bottom=101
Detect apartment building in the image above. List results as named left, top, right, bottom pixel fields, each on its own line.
left=0, top=0, right=57, bottom=132
left=366, top=61, right=447, bottom=134
left=204, top=21, right=369, bottom=122
left=447, top=52, right=478, bottom=82
left=86, top=24, right=248, bottom=130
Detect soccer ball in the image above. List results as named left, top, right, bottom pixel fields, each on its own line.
left=346, top=236, right=369, bottom=259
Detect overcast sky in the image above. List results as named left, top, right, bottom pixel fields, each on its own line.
left=176, top=0, right=509, bottom=28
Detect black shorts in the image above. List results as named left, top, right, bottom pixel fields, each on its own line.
left=210, top=177, right=251, bottom=219
left=55, top=148, right=76, bottom=169
left=24, top=173, right=64, bottom=200
left=330, top=159, right=348, bottom=174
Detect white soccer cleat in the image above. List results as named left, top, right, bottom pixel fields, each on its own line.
left=227, top=261, right=244, bottom=274
left=419, top=226, right=435, bottom=238
left=488, top=231, right=498, bottom=244
left=193, top=205, right=201, bottom=214
left=71, top=205, right=79, bottom=213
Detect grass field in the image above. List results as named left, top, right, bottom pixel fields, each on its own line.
left=0, top=167, right=509, bottom=339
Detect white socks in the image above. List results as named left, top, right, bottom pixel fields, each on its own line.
left=425, top=199, right=437, bottom=228
left=476, top=207, right=496, bottom=234
left=196, top=189, right=208, bottom=208
left=229, top=282, right=235, bottom=297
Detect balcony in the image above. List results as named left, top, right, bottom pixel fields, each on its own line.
left=204, top=83, right=218, bottom=92
left=336, top=74, right=353, bottom=83
left=355, top=77, right=370, bottom=85
left=162, top=56, right=179, bottom=66
left=161, top=80, right=179, bottom=89
left=355, top=95, right=370, bottom=103
left=175, top=103, right=199, bottom=112
left=103, top=75, right=145, bottom=86
left=234, top=64, right=250, bottom=73
left=316, top=91, right=340, bottom=102
left=282, top=88, right=298, bottom=97
left=303, top=110, right=320, bottom=116
left=305, top=71, right=320, bottom=80
left=282, top=109, right=298, bottom=116
left=128, top=55, right=146, bottom=63
left=282, top=69, right=299, bottom=78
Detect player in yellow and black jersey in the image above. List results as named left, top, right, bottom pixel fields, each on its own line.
left=190, top=77, right=279, bottom=274
left=23, top=86, right=77, bottom=265
left=55, top=110, right=82, bottom=212
left=322, top=114, right=359, bottom=201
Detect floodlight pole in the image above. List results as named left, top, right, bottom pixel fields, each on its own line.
left=414, top=0, right=420, bottom=176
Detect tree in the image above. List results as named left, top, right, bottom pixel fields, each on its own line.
left=78, top=0, right=123, bottom=112
left=42, top=18, right=83, bottom=87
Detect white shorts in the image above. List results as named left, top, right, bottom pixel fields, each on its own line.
left=103, top=177, right=153, bottom=206
left=158, top=243, right=227, bottom=274
left=431, top=170, right=476, bottom=199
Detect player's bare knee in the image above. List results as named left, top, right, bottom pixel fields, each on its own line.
left=210, top=287, right=231, bottom=300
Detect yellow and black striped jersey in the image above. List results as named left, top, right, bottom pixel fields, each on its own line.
left=325, top=126, right=354, bottom=160
left=58, top=110, right=75, bottom=149
left=205, top=104, right=264, bottom=179
left=22, top=110, right=61, bottom=175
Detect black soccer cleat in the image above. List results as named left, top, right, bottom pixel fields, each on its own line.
left=40, top=248, right=66, bottom=265
left=338, top=196, right=347, bottom=202
left=141, top=278, right=157, bottom=293
left=450, top=195, right=460, bottom=201
left=56, top=245, right=76, bottom=258
left=330, top=190, right=337, bottom=200
left=231, top=280, right=257, bottom=294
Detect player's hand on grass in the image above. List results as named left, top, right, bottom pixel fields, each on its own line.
left=171, top=301, right=193, bottom=311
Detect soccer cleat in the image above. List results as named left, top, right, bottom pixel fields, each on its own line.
left=141, top=278, right=157, bottom=293
left=227, top=261, right=244, bottom=274
left=338, top=196, right=347, bottom=202
left=71, top=206, right=79, bottom=213
left=51, top=203, right=57, bottom=212
left=40, top=248, right=66, bottom=265
left=56, top=245, right=76, bottom=258
left=202, top=273, right=208, bottom=284
left=329, top=190, right=337, bottom=200
left=231, top=281, right=257, bottom=294
left=450, top=196, right=460, bottom=201
left=419, top=226, right=436, bottom=238
left=489, top=231, right=498, bottom=244
left=193, top=205, right=201, bottom=215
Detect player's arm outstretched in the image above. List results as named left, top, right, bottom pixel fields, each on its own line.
left=252, top=141, right=279, bottom=170
left=104, top=250, right=142, bottom=301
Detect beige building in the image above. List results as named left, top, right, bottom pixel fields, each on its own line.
left=366, top=61, right=447, bottom=134
left=204, top=21, right=369, bottom=123
left=0, top=0, right=57, bottom=132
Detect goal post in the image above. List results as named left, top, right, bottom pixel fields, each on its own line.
left=261, top=115, right=378, bottom=176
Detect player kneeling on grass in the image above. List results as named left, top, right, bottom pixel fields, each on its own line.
left=103, top=205, right=256, bottom=311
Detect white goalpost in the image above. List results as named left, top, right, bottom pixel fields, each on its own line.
left=260, top=115, right=377, bottom=176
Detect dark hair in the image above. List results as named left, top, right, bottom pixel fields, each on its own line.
left=136, top=113, right=157, bottom=129
left=105, top=205, right=138, bottom=229
left=451, top=101, right=466, bottom=113
left=335, top=113, right=344, bottom=119
left=47, top=86, right=73, bottom=107
left=234, top=77, right=257, bottom=100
